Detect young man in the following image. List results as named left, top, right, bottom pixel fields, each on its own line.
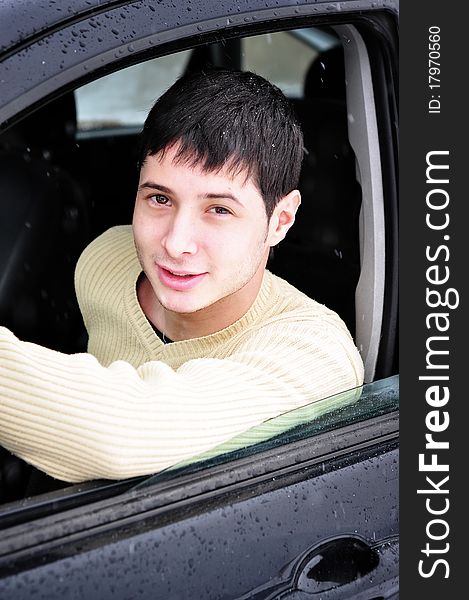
left=0, top=69, right=364, bottom=483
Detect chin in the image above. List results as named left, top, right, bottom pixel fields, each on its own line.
left=157, top=294, right=208, bottom=315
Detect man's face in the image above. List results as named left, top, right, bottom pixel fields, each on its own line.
left=133, top=144, right=279, bottom=320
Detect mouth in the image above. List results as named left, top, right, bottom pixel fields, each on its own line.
left=157, top=265, right=208, bottom=291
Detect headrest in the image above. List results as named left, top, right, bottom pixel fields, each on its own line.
left=304, top=46, right=346, bottom=101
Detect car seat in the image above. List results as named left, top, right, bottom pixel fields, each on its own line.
left=0, top=92, right=91, bottom=500
left=270, top=46, right=362, bottom=337
left=0, top=92, right=90, bottom=353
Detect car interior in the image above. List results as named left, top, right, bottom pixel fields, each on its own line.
left=0, top=25, right=394, bottom=504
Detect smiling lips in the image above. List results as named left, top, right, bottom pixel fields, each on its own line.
left=157, top=265, right=207, bottom=291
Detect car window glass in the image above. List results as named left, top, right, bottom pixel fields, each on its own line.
left=242, top=30, right=333, bottom=97
left=75, top=50, right=191, bottom=130
left=134, top=375, right=399, bottom=489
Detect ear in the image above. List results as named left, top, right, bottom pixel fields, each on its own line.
left=267, top=189, right=301, bottom=247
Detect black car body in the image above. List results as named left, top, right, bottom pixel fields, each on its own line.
left=0, top=1, right=399, bottom=598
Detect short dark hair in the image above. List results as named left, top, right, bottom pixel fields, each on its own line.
left=138, top=69, right=304, bottom=218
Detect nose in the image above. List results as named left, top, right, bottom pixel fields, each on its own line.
left=161, top=210, right=198, bottom=258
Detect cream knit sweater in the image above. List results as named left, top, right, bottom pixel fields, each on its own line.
left=0, top=226, right=364, bottom=482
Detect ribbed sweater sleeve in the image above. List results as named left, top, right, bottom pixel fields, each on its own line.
left=0, top=227, right=364, bottom=482
left=1, top=319, right=361, bottom=482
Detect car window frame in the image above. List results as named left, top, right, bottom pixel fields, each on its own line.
left=334, top=23, right=386, bottom=383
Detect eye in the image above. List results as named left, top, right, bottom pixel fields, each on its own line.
left=209, top=206, right=231, bottom=215
left=149, top=194, right=170, bottom=206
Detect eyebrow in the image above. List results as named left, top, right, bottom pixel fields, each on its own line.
left=138, top=182, right=172, bottom=193
left=138, top=181, right=245, bottom=206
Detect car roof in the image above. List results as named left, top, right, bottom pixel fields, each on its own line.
left=0, top=0, right=116, bottom=53
left=0, top=0, right=399, bottom=54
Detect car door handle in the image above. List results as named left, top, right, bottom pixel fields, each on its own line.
left=290, top=534, right=399, bottom=599
left=240, top=534, right=399, bottom=600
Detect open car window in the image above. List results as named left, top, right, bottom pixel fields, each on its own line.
left=0, top=15, right=397, bottom=523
